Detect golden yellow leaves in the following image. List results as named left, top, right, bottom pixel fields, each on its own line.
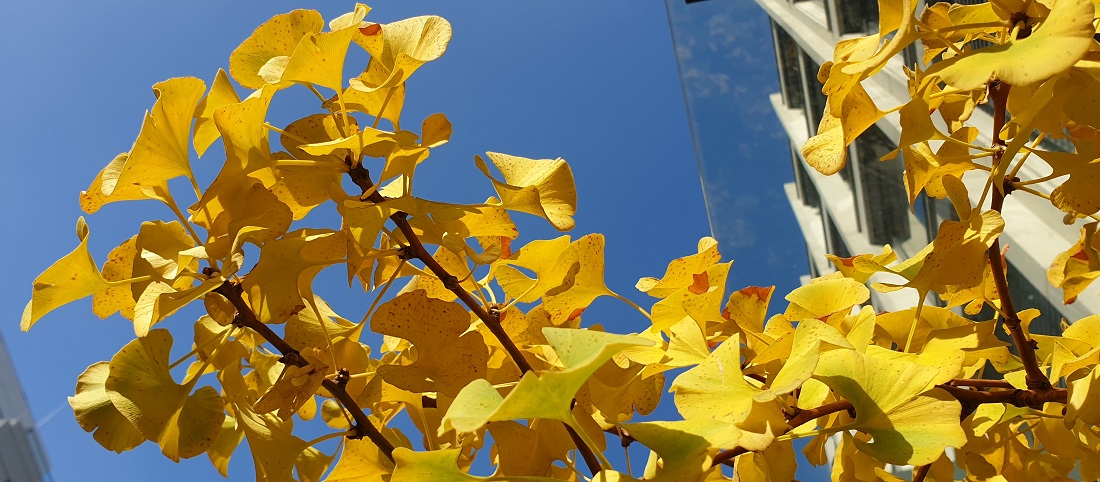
left=372, top=290, right=489, bottom=397
left=23, top=218, right=114, bottom=331
left=931, top=0, right=1095, bottom=91
left=75, top=330, right=226, bottom=462
left=476, top=152, right=578, bottom=231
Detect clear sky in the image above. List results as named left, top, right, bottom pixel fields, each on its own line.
left=1, top=1, right=820, bottom=480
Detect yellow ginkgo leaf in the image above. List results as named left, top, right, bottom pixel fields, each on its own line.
left=931, top=0, right=1095, bottom=91
left=68, top=362, right=146, bottom=453
left=441, top=328, right=650, bottom=436
left=801, top=81, right=886, bottom=176
left=620, top=420, right=744, bottom=482
left=757, top=320, right=853, bottom=402
left=1035, top=149, right=1100, bottom=216
left=541, top=234, right=620, bottom=323
left=242, top=228, right=346, bottom=324
left=349, top=16, right=453, bottom=92
left=193, top=69, right=240, bottom=157
left=105, top=329, right=225, bottom=461
left=93, top=236, right=139, bottom=320
left=487, top=420, right=574, bottom=477
left=268, top=5, right=369, bottom=91
left=784, top=277, right=870, bottom=319
left=906, top=210, right=1004, bottom=295
left=390, top=447, right=558, bottom=482
left=130, top=220, right=196, bottom=299
left=80, top=153, right=169, bottom=214
left=587, top=361, right=664, bottom=423
left=23, top=217, right=115, bottom=331
left=671, top=339, right=780, bottom=426
left=1049, top=222, right=1100, bottom=304
left=193, top=87, right=278, bottom=225
left=420, top=113, right=452, bottom=148
left=825, top=245, right=898, bottom=284
left=649, top=261, right=731, bottom=333
left=812, top=347, right=966, bottom=465
left=372, top=290, right=489, bottom=397
left=206, top=416, right=243, bottom=477
left=229, top=10, right=324, bottom=90
left=1067, top=364, right=1100, bottom=427
left=476, top=152, right=577, bottom=231
left=637, top=237, right=721, bottom=298
left=333, top=58, right=406, bottom=125
left=495, top=236, right=574, bottom=302
left=133, top=277, right=224, bottom=337
left=326, top=431, right=408, bottom=482
left=100, top=77, right=205, bottom=197
left=254, top=348, right=329, bottom=421
left=198, top=180, right=293, bottom=247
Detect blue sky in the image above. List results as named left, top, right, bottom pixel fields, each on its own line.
left=1, top=1, right=819, bottom=480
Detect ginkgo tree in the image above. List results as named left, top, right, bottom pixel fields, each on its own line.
left=23, top=0, right=1100, bottom=480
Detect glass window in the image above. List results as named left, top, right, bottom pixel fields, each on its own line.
left=791, top=146, right=821, bottom=208
left=855, top=125, right=910, bottom=246
left=801, top=52, right=827, bottom=139
left=826, top=213, right=852, bottom=259
left=836, top=0, right=878, bottom=35
left=1006, top=263, right=1064, bottom=336
left=772, top=21, right=805, bottom=110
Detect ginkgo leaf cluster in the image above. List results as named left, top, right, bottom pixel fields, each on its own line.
left=22, top=1, right=1100, bottom=481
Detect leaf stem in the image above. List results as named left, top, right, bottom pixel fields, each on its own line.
left=306, top=430, right=353, bottom=448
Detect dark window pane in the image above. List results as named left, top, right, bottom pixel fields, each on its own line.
left=802, top=52, right=827, bottom=141
left=826, top=213, right=852, bottom=259
left=773, top=21, right=805, bottom=110
left=792, top=146, right=821, bottom=208
left=837, top=0, right=878, bottom=35
left=856, top=125, right=910, bottom=246
left=1006, top=263, right=1064, bottom=336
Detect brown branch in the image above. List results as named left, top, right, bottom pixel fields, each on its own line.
left=709, top=400, right=853, bottom=468
left=947, top=378, right=1016, bottom=389
left=986, top=80, right=1052, bottom=392
left=346, top=162, right=603, bottom=476
left=211, top=279, right=397, bottom=460
left=913, top=463, right=932, bottom=482
left=938, top=383, right=1066, bottom=410
left=347, top=160, right=533, bottom=374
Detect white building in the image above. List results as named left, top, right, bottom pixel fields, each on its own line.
left=754, top=0, right=1100, bottom=332
left=0, top=330, right=49, bottom=482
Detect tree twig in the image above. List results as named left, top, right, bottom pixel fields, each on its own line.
left=709, top=400, right=853, bottom=468
left=211, top=279, right=396, bottom=460
left=947, top=378, right=1016, bottom=389
left=345, top=161, right=603, bottom=476
left=986, top=80, right=1052, bottom=392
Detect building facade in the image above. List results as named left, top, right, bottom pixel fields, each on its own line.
left=672, top=0, right=1100, bottom=332
left=0, top=330, right=49, bottom=482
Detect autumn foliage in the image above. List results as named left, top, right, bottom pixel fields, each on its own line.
left=23, top=1, right=1100, bottom=480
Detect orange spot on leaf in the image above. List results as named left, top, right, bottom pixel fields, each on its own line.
left=567, top=308, right=585, bottom=321
left=360, top=24, right=382, bottom=36
left=738, top=286, right=774, bottom=301
left=688, top=272, right=709, bottom=295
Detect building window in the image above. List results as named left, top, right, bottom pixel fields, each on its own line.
left=772, top=21, right=805, bottom=110
left=825, top=212, right=852, bottom=259
left=1006, top=263, right=1064, bottom=336
left=791, top=146, right=821, bottom=208
left=835, top=0, right=878, bottom=35
left=800, top=52, right=827, bottom=141
left=854, top=125, right=910, bottom=246
left=807, top=246, right=821, bottom=278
